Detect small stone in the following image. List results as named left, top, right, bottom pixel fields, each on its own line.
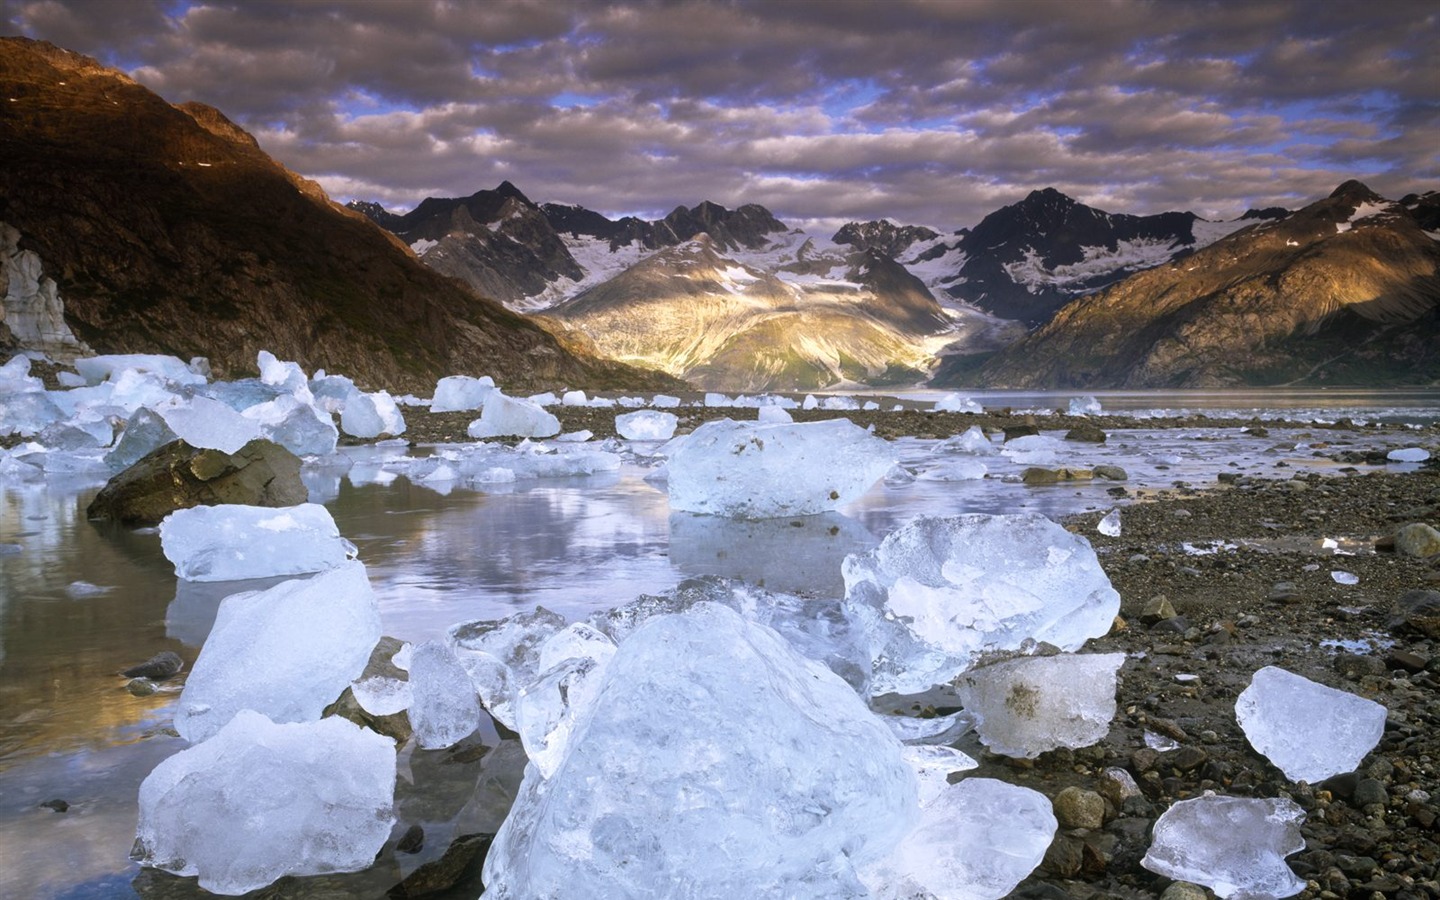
left=1022, top=466, right=1093, bottom=484
left=1352, top=778, right=1387, bottom=807
left=1053, top=786, right=1107, bottom=830
left=121, top=650, right=184, bottom=680
left=1141, top=595, right=1178, bottom=625
left=1159, top=881, right=1210, bottom=900
left=1098, top=767, right=1142, bottom=808
left=1268, top=581, right=1301, bottom=603
left=1386, top=650, right=1429, bottom=673
left=1064, top=423, right=1107, bottom=443
left=1167, top=747, right=1209, bottom=773
left=127, top=677, right=158, bottom=697
left=1003, top=424, right=1040, bottom=441
left=396, top=824, right=424, bottom=854
left=39, top=799, right=68, bottom=813
left=1042, top=832, right=1085, bottom=877
left=1395, top=524, right=1440, bottom=558
left=1150, top=615, right=1191, bottom=635
left=389, top=833, right=492, bottom=896
left=1393, top=589, right=1440, bottom=639
left=1094, top=464, right=1129, bottom=481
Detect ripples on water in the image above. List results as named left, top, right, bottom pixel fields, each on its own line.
left=0, top=390, right=1435, bottom=897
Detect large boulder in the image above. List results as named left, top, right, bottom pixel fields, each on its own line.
left=86, top=438, right=306, bottom=526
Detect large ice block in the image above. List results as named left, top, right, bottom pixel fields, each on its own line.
left=173, top=561, right=382, bottom=742
left=431, top=374, right=495, bottom=412
left=861, top=778, right=1056, bottom=900
left=340, top=390, right=406, bottom=438
left=482, top=602, right=919, bottom=898
left=159, top=503, right=355, bottom=582
left=615, top=410, right=678, bottom=441
left=74, top=353, right=206, bottom=387
left=1235, top=666, right=1387, bottom=783
left=408, top=639, right=482, bottom=750
left=954, top=653, right=1124, bottom=758
left=105, top=407, right=179, bottom=470
left=449, top=606, right=568, bottom=729
left=467, top=391, right=561, bottom=439
left=156, top=395, right=263, bottom=454
left=842, top=514, right=1121, bottom=696
left=666, top=418, right=895, bottom=518
left=133, top=710, right=395, bottom=896
left=1142, top=794, right=1306, bottom=899
left=242, top=394, right=339, bottom=457
left=256, top=350, right=312, bottom=401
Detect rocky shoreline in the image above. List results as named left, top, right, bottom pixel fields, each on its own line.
left=382, top=402, right=1440, bottom=898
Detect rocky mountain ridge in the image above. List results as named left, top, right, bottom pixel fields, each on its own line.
left=957, top=181, right=1440, bottom=387
left=0, top=37, right=671, bottom=393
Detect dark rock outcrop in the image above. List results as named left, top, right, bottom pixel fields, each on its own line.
left=86, top=438, right=306, bottom=526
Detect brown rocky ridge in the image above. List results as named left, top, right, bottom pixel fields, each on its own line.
left=0, top=38, right=679, bottom=394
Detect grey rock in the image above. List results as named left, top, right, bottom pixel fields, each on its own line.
left=86, top=439, right=306, bottom=527
left=1352, top=777, right=1387, bottom=807
left=1065, top=422, right=1107, bottom=443
left=1053, top=786, right=1107, bottom=829
left=1395, top=523, right=1440, bottom=558
left=1094, top=465, right=1129, bottom=481
left=122, top=651, right=184, bottom=680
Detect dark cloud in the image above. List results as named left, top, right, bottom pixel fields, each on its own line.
left=4, top=0, right=1436, bottom=227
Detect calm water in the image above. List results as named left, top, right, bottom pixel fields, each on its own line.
left=1, top=390, right=1435, bottom=898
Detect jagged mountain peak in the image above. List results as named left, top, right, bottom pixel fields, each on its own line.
left=833, top=220, right=941, bottom=259
left=1330, top=179, right=1385, bottom=205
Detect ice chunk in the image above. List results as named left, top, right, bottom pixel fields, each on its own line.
left=0, top=390, right=65, bottom=436
left=173, top=561, right=382, bottom=742
left=757, top=405, right=793, bottom=424
left=1142, top=794, right=1306, bottom=899
left=842, top=514, right=1121, bottom=695
left=1330, top=570, right=1359, bottom=585
left=667, top=418, right=895, bottom=518
left=160, top=503, right=355, bottom=582
left=242, top=394, right=338, bottom=457
left=1000, top=434, right=1061, bottom=465
left=308, top=371, right=359, bottom=413
left=156, top=395, right=263, bottom=454
left=933, top=393, right=981, bottom=413
left=409, top=639, right=482, bottom=750
left=861, top=778, right=1057, bottom=900
left=74, top=353, right=206, bottom=387
left=822, top=395, right=860, bottom=410
left=467, top=391, right=561, bottom=439
left=36, top=415, right=113, bottom=451
left=561, top=389, right=588, bottom=406
left=1098, top=508, right=1122, bottom=537
left=1388, top=446, right=1430, bottom=462
left=350, top=673, right=411, bottom=717
left=340, top=390, right=406, bottom=438
left=133, top=710, right=395, bottom=896
left=1235, top=665, right=1386, bottom=783
left=515, top=655, right=608, bottom=778
left=105, top=407, right=178, bottom=470
left=537, top=622, right=617, bottom=673
left=482, top=602, right=919, bottom=898
left=883, top=710, right=976, bottom=746
left=449, top=606, right=567, bottom=729
left=0, top=353, right=42, bottom=392
left=256, top=350, right=312, bottom=402
left=650, top=394, right=681, bottom=408
left=935, top=425, right=994, bottom=455
left=901, top=745, right=979, bottom=807
left=954, top=653, right=1124, bottom=758
left=431, top=374, right=495, bottom=412
left=917, top=458, right=987, bottom=481
left=1068, top=395, right=1103, bottom=416
left=614, top=409, right=678, bottom=441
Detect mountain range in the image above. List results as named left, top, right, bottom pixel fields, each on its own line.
left=2, top=36, right=1435, bottom=393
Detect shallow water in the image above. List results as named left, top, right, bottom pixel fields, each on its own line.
left=0, top=392, right=1435, bottom=898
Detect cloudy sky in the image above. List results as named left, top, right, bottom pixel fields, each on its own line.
left=5, top=0, right=1437, bottom=231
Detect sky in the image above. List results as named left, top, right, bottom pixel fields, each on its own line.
left=4, top=0, right=1438, bottom=232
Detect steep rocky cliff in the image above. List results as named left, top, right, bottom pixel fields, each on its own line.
left=0, top=38, right=672, bottom=392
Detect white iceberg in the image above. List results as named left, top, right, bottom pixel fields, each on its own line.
left=666, top=418, right=895, bottom=518
left=430, top=374, right=495, bottom=412
left=1235, top=665, right=1387, bottom=783
left=173, top=561, right=382, bottom=742
left=467, top=391, right=561, bottom=440
left=133, top=710, right=395, bottom=896
left=159, top=503, right=354, bottom=582
left=615, top=409, right=678, bottom=441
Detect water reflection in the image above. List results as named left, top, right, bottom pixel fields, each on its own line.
left=668, top=511, right=876, bottom=597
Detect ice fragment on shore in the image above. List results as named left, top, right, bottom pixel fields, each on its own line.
left=614, top=409, right=678, bottom=441
left=340, top=390, right=405, bottom=438
left=934, top=425, right=994, bottom=455
left=900, top=745, right=979, bottom=807
left=842, top=514, right=1120, bottom=695
left=449, top=606, right=567, bottom=729
left=861, top=778, right=1056, bottom=900
left=1098, top=509, right=1122, bottom=537
left=955, top=653, right=1123, bottom=758
left=75, top=353, right=206, bottom=387
left=430, top=374, right=495, bottom=412
left=467, top=391, right=561, bottom=439
left=883, top=710, right=976, bottom=746
left=666, top=418, right=895, bottom=518
left=156, top=395, right=262, bottom=454
left=1235, top=665, right=1386, bottom=783
left=1330, top=570, right=1359, bottom=585
left=482, top=602, right=918, bottom=898
left=160, top=503, right=355, bottom=582
left=1388, top=446, right=1430, bottom=462
left=242, top=394, right=338, bottom=457
left=1068, top=395, right=1102, bottom=416
left=133, top=710, right=395, bottom=896
left=173, top=561, right=381, bottom=742
left=409, top=639, right=482, bottom=749
left=933, top=393, right=981, bottom=413
left=1142, top=794, right=1306, bottom=899
left=256, top=350, right=312, bottom=401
